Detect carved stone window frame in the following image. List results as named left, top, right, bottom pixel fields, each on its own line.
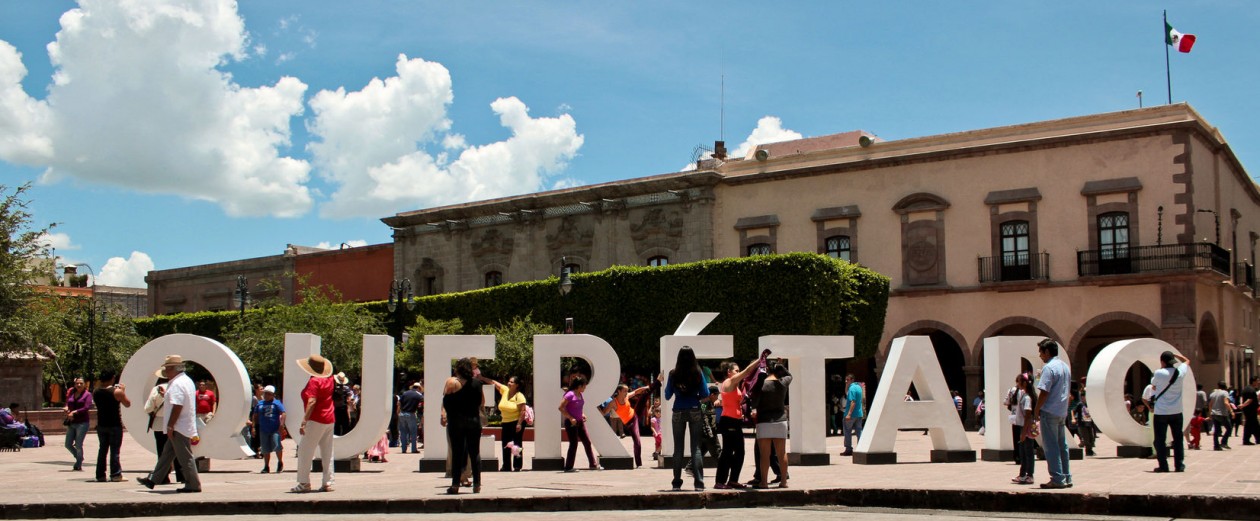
left=985, top=188, right=1041, bottom=265
left=735, top=215, right=779, bottom=256
left=1081, top=178, right=1141, bottom=251
left=812, top=205, right=860, bottom=263
left=893, top=193, right=950, bottom=287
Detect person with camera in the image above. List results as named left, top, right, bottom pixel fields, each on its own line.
left=91, top=370, right=130, bottom=482
left=713, top=351, right=765, bottom=489
left=1150, top=351, right=1191, bottom=473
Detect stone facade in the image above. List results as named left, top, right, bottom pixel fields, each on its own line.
left=384, top=103, right=1260, bottom=430
left=383, top=172, right=720, bottom=292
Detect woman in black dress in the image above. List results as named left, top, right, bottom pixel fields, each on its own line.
left=441, top=357, right=484, bottom=494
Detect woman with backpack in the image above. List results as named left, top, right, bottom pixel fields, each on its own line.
left=665, top=346, right=710, bottom=491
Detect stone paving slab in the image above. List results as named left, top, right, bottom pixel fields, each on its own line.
left=2, top=429, right=1259, bottom=519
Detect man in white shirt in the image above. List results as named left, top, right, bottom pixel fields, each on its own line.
left=137, top=355, right=202, bottom=492
left=1150, top=351, right=1190, bottom=473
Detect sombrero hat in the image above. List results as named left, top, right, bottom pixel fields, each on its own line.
left=334, top=372, right=349, bottom=385
left=156, top=354, right=185, bottom=376
left=296, top=354, right=334, bottom=378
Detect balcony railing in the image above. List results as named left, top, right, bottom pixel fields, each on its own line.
left=1235, top=262, right=1255, bottom=288
left=1076, top=242, right=1230, bottom=277
left=978, top=253, right=1050, bottom=283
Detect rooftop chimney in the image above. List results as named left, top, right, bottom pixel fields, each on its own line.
left=713, top=140, right=727, bottom=160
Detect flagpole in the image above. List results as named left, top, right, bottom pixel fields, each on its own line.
left=1164, top=10, right=1172, bottom=104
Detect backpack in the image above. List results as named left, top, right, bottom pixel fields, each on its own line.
left=522, top=404, right=535, bottom=426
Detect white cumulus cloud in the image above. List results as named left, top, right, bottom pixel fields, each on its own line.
left=314, top=239, right=367, bottom=250
left=38, top=231, right=79, bottom=251
left=0, top=0, right=313, bottom=217
left=682, top=116, right=803, bottom=171
left=97, top=251, right=155, bottom=288
left=309, top=54, right=584, bottom=218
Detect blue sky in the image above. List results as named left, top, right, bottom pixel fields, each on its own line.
left=1, top=1, right=1256, bottom=287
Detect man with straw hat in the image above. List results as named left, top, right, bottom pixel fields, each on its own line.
left=137, top=355, right=201, bottom=493
left=293, top=354, right=336, bottom=493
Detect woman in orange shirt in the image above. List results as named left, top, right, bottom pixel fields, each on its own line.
left=714, top=353, right=764, bottom=489
left=601, top=384, right=651, bottom=468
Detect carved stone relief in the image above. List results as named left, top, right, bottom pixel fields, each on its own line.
left=630, top=208, right=684, bottom=254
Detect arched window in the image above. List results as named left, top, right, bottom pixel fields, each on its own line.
left=648, top=256, right=669, bottom=267
left=484, top=271, right=503, bottom=288
left=747, top=243, right=771, bottom=256
left=824, top=235, right=851, bottom=262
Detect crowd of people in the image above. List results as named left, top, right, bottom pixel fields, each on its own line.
left=34, top=338, right=1258, bottom=496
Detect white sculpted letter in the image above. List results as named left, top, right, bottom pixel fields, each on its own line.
left=1087, top=338, right=1195, bottom=448
left=283, top=333, right=395, bottom=461
left=855, top=336, right=974, bottom=463
left=659, top=313, right=732, bottom=461
left=981, top=336, right=1067, bottom=459
left=534, top=334, right=631, bottom=468
left=419, top=335, right=496, bottom=470
left=759, top=335, right=853, bottom=463
left=120, top=334, right=252, bottom=459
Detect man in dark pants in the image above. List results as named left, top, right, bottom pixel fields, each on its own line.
left=92, top=370, right=131, bottom=482
left=1150, top=351, right=1189, bottom=473
left=1240, top=377, right=1260, bottom=445
left=1209, top=380, right=1235, bottom=450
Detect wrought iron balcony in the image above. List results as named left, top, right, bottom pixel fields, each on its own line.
left=1076, top=242, right=1230, bottom=277
left=1235, top=262, right=1255, bottom=289
left=978, top=253, right=1050, bottom=283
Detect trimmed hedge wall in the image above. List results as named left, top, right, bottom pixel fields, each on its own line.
left=137, top=253, right=889, bottom=369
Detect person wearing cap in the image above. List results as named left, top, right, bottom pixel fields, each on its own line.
left=252, top=385, right=287, bottom=474
left=137, top=355, right=201, bottom=493
left=398, top=382, right=423, bottom=454
left=1151, top=350, right=1191, bottom=473
left=293, top=354, right=336, bottom=493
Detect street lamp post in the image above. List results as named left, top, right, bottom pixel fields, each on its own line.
left=387, top=279, right=415, bottom=346
left=234, top=275, right=250, bottom=320
left=558, top=257, right=573, bottom=332
left=72, top=264, right=103, bottom=382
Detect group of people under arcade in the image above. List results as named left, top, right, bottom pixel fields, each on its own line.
left=48, top=338, right=1255, bottom=495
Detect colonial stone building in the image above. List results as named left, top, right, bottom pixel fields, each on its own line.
left=384, top=103, right=1259, bottom=427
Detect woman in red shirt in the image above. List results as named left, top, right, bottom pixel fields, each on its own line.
left=293, top=354, right=336, bottom=493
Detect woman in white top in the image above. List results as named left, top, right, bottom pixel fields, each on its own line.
left=143, top=378, right=182, bottom=484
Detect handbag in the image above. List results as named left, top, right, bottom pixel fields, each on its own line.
left=522, top=404, right=535, bottom=426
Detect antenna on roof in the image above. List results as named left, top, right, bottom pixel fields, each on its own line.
left=691, top=144, right=714, bottom=163
left=720, top=74, right=725, bottom=142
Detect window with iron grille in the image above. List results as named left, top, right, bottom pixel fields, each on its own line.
left=747, top=243, right=771, bottom=256
left=824, top=235, right=851, bottom=262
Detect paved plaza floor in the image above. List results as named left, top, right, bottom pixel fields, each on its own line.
left=3, top=428, right=1259, bottom=519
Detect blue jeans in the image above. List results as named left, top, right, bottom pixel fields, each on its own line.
left=95, top=425, right=124, bottom=480
left=1039, top=410, right=1071, bottom=485
left=843, top=416, right=864, bottom=452
left=64, top=421, right=89, bottom=470
left=398, top=412, right=418, bottom=453
left=671, top=408, right=704, bottom=488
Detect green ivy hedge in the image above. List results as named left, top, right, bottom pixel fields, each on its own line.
left=136, top=253, right=889, bottom=370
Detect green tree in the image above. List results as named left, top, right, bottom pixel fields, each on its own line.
left=396, top=315, right=465, bottom=378
left=225, top=274, right=382, bottom=381
left=0, top=183, right=57, bottom=354
left=474, top=314, right=556, bottom=400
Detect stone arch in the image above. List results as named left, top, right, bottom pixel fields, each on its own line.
left=972, top=316, right=1064, bottom=356
left=892, top=192, right=951, bottom=213
left=1069, top=311, right=1161, bottom=397
left=1198, top=312, right=1221, bottom=363
left=884, top=320, right=971, bottom=366
left=1069, top=311, right=1161, bottom=362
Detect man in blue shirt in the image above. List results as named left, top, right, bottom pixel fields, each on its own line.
left=840, top=374, right=864, bottom=456
left=252, top=386, right=286, bottom=474
left=1031, top=339, right=1072, bottom=489
left=1151, top=351, right=1190, bottom=472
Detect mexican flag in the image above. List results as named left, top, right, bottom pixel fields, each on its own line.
left=1166, top=21, right=1196, bottom=53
